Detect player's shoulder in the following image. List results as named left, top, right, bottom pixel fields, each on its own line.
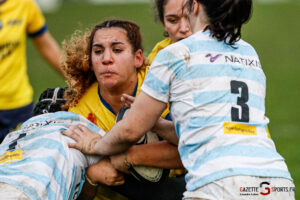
left=156, top=39, right=190, bottom=64
left=68, top=82, right=98, bottom=112
left=79, top=82, right=99, bottom=102
left=235, top=38, right=259, bottom=57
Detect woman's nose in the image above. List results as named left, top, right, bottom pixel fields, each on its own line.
left=102, top=50, right=113, bottom=65
left=179, top=18, right=190, bottom=34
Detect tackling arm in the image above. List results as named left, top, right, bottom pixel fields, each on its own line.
left=110, top=140, right=184, bottom=172
left=93, top=91, right=166, bottom=155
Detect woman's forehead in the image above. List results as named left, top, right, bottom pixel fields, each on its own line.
left=164, top=0, right=187, bottom=15
left=93, top=27, right=128, bottom=43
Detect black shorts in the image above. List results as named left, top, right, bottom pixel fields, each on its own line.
left=0, top=103, right=33, bottom=143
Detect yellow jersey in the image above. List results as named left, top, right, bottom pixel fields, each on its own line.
left=147, top=37, right=172, bottom=63
left=0, top=0, right=46, bottom=109
left=68, top=66, right=170, bottom=132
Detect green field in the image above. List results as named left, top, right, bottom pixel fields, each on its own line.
left=27, top=1, right=299, bottom=198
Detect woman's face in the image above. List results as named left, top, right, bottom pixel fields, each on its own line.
left=163, top=0, right=192, bottom=42
left=91, top=28, right=143, bottom=91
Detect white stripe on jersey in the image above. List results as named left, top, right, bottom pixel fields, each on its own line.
left=142, top=30, right=292, bottom=191
left=0, top=112, right=105, bottom=200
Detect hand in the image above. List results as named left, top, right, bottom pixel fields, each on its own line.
left=121, top=94, right=135, bottom=108
left=110, top=152, right=131, bottom=174
left=61, top=124, right=101, bottom=154
left=86, top=157, right=125, bottom=186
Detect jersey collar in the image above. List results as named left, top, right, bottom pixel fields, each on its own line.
left=98, top=80, right=138, bottom=116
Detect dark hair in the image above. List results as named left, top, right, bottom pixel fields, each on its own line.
left=188, top=0, right=252, bottom=46
left=154, top=0, right=169, bottom=23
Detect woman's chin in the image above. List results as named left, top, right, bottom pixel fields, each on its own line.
left=101, top=80, right=119, bottom=90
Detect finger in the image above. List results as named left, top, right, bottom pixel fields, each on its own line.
left=125, top=94, right=135, bottom=102
left=77, top=124, right=98, bottom=137
left=115, top=175, right=125, bottom=182
left=125, top=102, right=131, bottom=108
left=68, top=142, right=82, bottom=151
left=69, top=125, right=84, bottom=135
left=113, top=179, right=125, bottom=186
left=120, top=96, right=125, bottom=103
left=62, top=128, right=81, bottom=142
left=77, top=124, right=89, bottom=132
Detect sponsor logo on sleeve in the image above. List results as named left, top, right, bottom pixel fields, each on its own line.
left=0, top=149, right=23, bottom=165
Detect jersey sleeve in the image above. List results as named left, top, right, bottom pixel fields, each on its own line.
left=142, top=43, right=188, bottom=104
left=142, top=50, right=173, bottom=103
left=26, top=0, right=47, bottom=37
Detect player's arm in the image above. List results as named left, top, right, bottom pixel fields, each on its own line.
left=86, top=157, right=125, bottom=186
left=94, top=91, right=166, bottom=155
left=121, top=93, right=178, bottom=145
left=151, top=118, right=178, bottom=145
left=63, top=92, right=168, bottom=155
left=32, top=31, right=65, bottom=76
left=110, top=140, right=184, bottom=173
left=77, top=157, right=125, bottom=200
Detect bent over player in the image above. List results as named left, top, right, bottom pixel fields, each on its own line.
left=0, top=111, right=104, bottom=199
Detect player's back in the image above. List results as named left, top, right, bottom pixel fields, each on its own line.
left=0, top=112, right=103, bottom=200
left=151, top=30, right=292, bottom=191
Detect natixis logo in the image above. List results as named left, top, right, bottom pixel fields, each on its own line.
left=239, top=181, right=295, bottom=196
left=205, top=53, right=222, bottom=63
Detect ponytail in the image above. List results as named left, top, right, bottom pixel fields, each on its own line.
left=195, top=0, right=252, bottom=46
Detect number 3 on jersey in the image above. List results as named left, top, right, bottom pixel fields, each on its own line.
left=230, top=80, right=249, bottom=122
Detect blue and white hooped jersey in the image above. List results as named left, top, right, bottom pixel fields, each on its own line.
left=142, top=31, right=292, bottom=191
left=0, top=111, right=105, bottom=200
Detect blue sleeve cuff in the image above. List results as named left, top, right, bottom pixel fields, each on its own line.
left=28, top=25, right=47, bottom=38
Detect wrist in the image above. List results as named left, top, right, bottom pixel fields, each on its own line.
left=84, top=174, right=98, bottom=187
left=152, top=117, right=164, bottom=133
left=91, top=135, right=101, bottom=154
left=123, top=151, right=132, bottom=169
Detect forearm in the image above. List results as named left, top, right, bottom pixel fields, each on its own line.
left=93, top=119, right=140, bottom=156
left=152, top=118, right=179, bottom=145
left=86, top=157, right=125, bottom=186
left=127, top=141, right=184, bottom=169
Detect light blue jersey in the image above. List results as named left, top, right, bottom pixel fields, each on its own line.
left=0, top=111, right=105, bottom=200
left=141, top=31, right=292, bottom=191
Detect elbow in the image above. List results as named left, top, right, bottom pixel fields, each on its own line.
left=120, top=122, right=143, bottom=144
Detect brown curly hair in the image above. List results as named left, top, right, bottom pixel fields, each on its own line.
left=62, top=19, right=147, bottom=109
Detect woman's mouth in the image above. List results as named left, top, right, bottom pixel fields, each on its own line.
left=101, top=72, right=116, bottom=77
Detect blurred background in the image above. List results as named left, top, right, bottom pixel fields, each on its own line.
left=29, top=0, right=299, bottom=198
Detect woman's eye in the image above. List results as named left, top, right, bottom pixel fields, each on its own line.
left=94, top=49, right=103, bottom=54
left=113, top=49, right=122, bottom=53
left=168, top=19, right=178, bottom=24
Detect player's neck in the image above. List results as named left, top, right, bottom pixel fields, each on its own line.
left=99, top=78, right=138, bottom=114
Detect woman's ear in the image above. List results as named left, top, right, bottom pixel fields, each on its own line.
left=192, top=0, right=200, bottom=15
left=134, top=49, right=144, bottom=69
